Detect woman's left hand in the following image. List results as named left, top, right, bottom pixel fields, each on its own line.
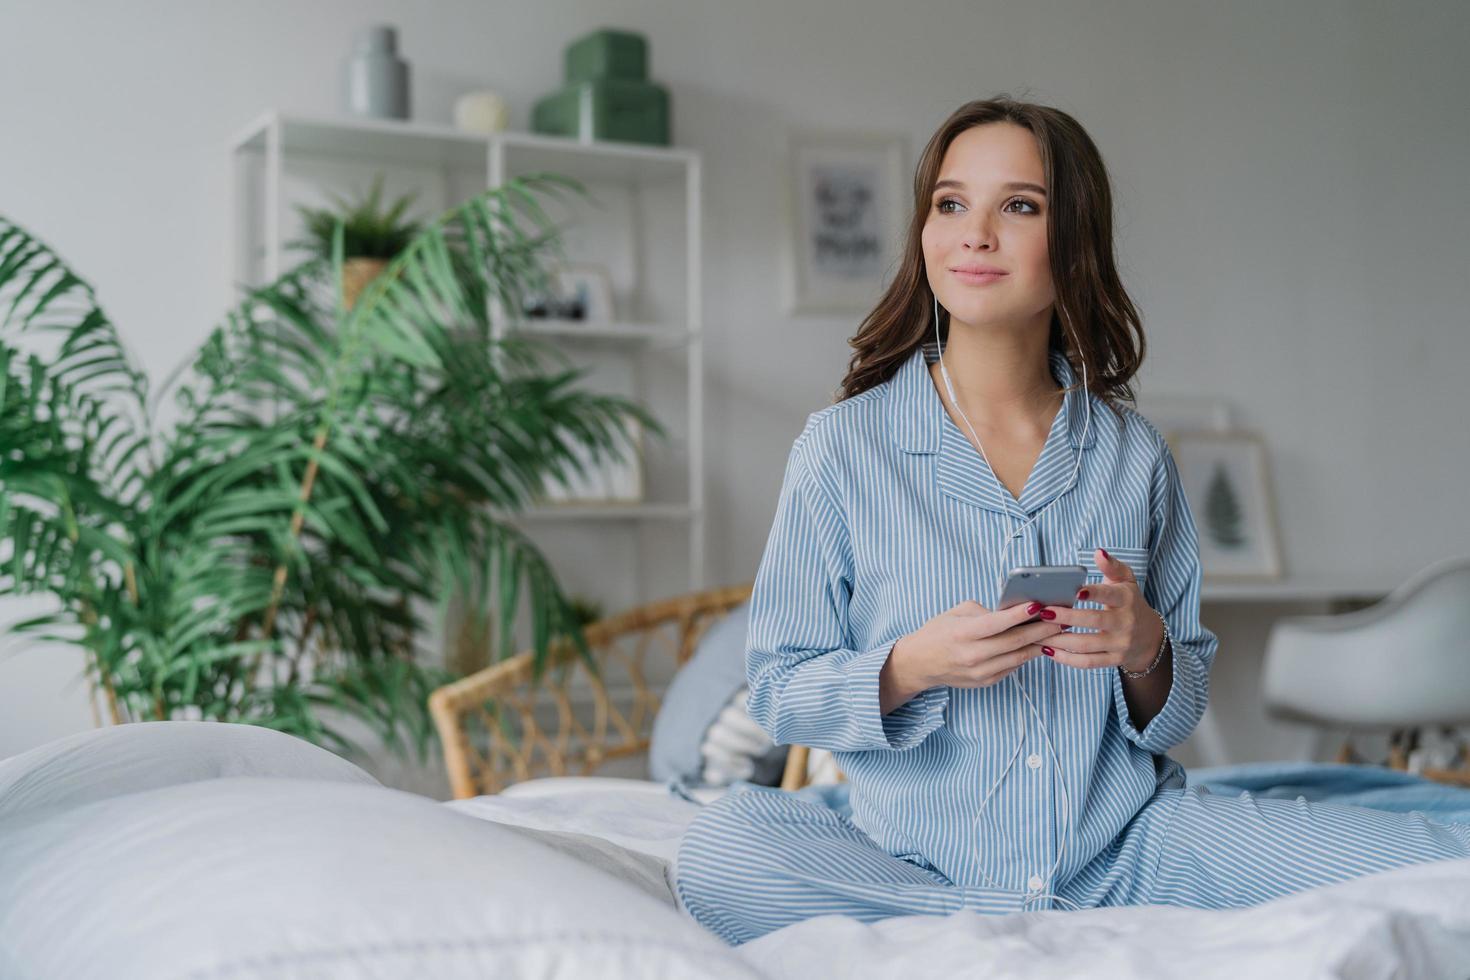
left=1036, top=548, right=1164, bottom=672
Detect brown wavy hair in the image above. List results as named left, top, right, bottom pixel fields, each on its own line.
left=836, top=95, right=1144, bottom=417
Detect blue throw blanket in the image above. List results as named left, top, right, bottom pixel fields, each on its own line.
left=724, top=761, right=1470, bottom=824
left=1184, top=760, right=1470, bottom=822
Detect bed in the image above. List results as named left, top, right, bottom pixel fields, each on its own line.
left=2, top=586, right=1469, bottom=979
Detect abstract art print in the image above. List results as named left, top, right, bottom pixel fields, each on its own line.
left=784, top=129, right=906, bottom=315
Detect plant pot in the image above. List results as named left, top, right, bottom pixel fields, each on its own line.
left=342, top=257, right=389, bottom=309
left=448, top=596, right=494, bottom=677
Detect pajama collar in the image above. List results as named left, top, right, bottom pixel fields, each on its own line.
left=885, top=342, right=1101, bottom=518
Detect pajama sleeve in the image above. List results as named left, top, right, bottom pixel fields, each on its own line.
left=744, top=438, right=950, bottom=753
left=1111, top=432, right=1220, bottom=754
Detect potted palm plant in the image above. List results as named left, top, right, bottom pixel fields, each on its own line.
left=290, top=174, right=422, bottom=309
left=0, top=173, right=663, bottom=765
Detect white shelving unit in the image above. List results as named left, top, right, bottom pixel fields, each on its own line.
left=230, top=110, right=705, bottom=621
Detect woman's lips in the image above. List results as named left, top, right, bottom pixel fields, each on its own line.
left=952, top=269, right=1008, bottom=285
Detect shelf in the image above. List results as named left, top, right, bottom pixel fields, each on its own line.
left=506, top=319, right=697, bottom=350
left=498, top=130, right=694, bottom=186
left=511, top=502, right=697, bottom=522
left=1200, top=575, right=1396, bottom=603
left=233, top=110, right=487, bottom=171
left=232, top=110, right=696, bottom=186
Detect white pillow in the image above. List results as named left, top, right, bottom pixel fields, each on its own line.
left=0, top=773, right=760, bottom=978
left=0, top=722, right=758, bottom=977
left=0, top=720, right=377, bottom=819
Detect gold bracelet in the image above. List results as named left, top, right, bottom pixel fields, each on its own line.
left=1120, top=610, right=1170, bottom=679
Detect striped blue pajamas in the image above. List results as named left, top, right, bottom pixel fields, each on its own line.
left=676, top=778, right=1470, bottom=945
left=674, top=342, right=1470, bottom=946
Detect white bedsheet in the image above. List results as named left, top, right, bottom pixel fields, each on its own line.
left=739, top=857, right=1470, bottom=979
left=447, top=776, right=723, bottom=866
left=453, top=777, right=1470, bottom=979
left=446, top=777, right=717, bottom=907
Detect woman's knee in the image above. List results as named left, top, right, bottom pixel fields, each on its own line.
left=679, top=788, right=819, bottom=872
left=679, top=788, right=849, bottom=876
left=674, top=790, right=803, bottom=943
left=683, top=787, right=770, bottom=845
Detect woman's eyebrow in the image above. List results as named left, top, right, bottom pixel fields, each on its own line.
left=933, top=179, right=1047, bottom=196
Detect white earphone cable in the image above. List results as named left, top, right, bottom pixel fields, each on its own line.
left=933, top=294, right=1093, bottom=912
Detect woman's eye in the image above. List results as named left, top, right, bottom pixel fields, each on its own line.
left=934, top=196, right=1039, bottom=215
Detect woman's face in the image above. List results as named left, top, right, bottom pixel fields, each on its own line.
left=921, top=122, right=1054, bottom=335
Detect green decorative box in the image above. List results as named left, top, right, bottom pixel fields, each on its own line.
left=532, top=78, right=670, bottom=146
left=565, top=28, right=648, bottom=84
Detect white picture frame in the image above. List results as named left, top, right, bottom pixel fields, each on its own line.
left=552, top=262, right=616, bottom=323
left=603, top=417, right=644, bottom=501
left=784, top=129, right=907, bottom=315
left=1166, top=430, right=1284, bottom=581
left=538, top=418, right=645, bottom=506
left=1135, top=395, right=1233, bottom=436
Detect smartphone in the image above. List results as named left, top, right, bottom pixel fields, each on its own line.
left=997, top=564, right=1087, bottom=610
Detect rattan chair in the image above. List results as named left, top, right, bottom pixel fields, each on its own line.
left=429, top=582, right=754, bottom=799
left=778, top=745, right=847, bottom=790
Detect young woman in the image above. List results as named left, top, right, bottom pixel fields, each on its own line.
left=673, top=96, right=1470, bottom=946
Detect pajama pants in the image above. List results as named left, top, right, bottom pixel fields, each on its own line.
left=673, top=781, right=1470, bottom=946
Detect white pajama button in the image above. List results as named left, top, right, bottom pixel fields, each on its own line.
left=1026, top=753, right=1042, bottom=769
left=1027, top=874, right=1045, bottom=892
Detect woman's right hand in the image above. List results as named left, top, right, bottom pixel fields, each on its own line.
left=884, top=600, right=1066, bottom=706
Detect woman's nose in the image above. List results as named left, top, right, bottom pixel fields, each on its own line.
left=963, top=217, right=995, bottom=250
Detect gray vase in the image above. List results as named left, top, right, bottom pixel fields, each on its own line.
left=343, top=25, right=410, bottom=120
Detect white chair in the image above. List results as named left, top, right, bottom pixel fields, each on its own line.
left=1261, top=555, right=1470, bottom=785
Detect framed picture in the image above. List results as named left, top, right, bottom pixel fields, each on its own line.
left=1135, top=395, right=1233, bottom=436
left=553, top=262, right=616, bottom=323
left=603, top=418, right=644, bottom=501
left=784, top=129, right=907, bottom=315
left=538, top=419, right=644, bottom=505
left=1166, top=431, right=1284, bottom=581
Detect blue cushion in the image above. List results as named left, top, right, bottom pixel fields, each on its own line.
left=649, top=601, right=764, bottom=784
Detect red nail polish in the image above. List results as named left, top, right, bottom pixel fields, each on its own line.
left=1077, top=589, right=1089, bottom=600
left=1026, top=602, right=1042, bottom=615
left=1042, top=646, right=1055, bottom=656
left=1100, top=548, right=1111, bottom=561
left=1040, top=609, right=1056, bottom=620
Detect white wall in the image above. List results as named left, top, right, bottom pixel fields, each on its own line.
left=3, top=0, right=1467, bottom=780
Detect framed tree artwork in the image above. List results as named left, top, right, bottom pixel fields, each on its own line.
left=1166, top=431, right=1284, bottom=581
